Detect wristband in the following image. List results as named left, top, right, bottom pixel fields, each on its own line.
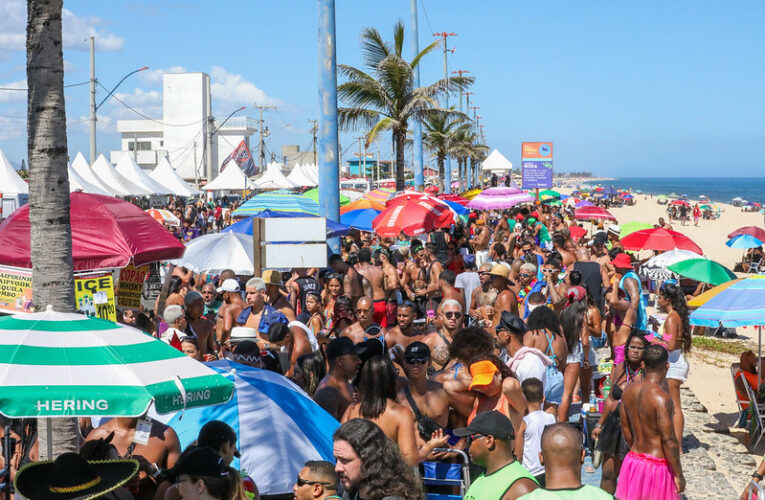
left=594, top=423, right=602, bottom=429
left=753, top=472, right=763, bottom=481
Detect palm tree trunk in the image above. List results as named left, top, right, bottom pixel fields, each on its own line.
left=27, top=0, right=81, bottom=459
left=437, top=154, right=445, bottom=193
left=395, top=128, right=406, bottom=191
left=458, top=158, right=464, bottom=192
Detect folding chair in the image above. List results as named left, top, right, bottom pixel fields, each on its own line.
left=733, top=363, right=752, bottom=421
left=744, top=377, right=765, bottom=449
left=422, top=448, right=471, bottom=500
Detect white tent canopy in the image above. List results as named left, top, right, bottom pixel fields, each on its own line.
left=253, top=162, right=299, bottom=190
left=71, top=152, right=115, bottom=195
left=204, top=161, right=255, bottom=191
left=482, top=149, right=514, bottom=172
left=150, top=157, right=201, bottom=197
left=0, top=149, right=28, bottom=195
left=304, top=163, right=319, bottom=183
left=91, top=154, right=152, bottom=196
left=115, top=153, right=175, bottom=195
left=286, top=163, right=316, bottom=187
left=68, top=162, right=112, bottom=196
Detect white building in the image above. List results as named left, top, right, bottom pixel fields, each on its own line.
left=111, top=72, right=256, bottom=181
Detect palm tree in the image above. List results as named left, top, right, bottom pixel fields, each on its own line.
left=450, top=128, right=488, bottom=191
left=422, top=113, right=467, bottom=193
left=337, top=21, right=473, bottom=191
left=27, top=0, right=81, bottom=458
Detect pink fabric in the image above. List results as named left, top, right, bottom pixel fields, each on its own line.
left=614, top=344, right=626, bottom=365
left=507, top=346, right=553, bottom=373
left=615, top=451, right=679, bottom=500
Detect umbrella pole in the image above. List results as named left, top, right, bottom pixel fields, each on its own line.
left=46, top=417, right=53, bottom=459
left=759, top=326, right=762, bottom=392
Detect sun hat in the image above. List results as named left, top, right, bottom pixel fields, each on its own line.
left=14, top=452, right=138, bottom=500
left=607, top=225, right=621, bottom=236
left=487, top=263, right=515, bottom=285
left=229, top=327, right=258, bottom=343
left=612, top=253, right=632, bottom=269
left=468, top=360, right=499, bottom=390
left=262, top=269, right=283, bottom=287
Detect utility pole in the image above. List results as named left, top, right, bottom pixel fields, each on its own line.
left=89, top=36, right=97, bottom=165
left=376, top=143, right=380, bottom=182
left=205, top=75, right=214, bottom=181
left=318, top=0, right=340, bottom=253
left=309, top=119, right=318, bottom=165
left=255, top=105, right=276, bottom=173
left=434, top=32, right=456, bottom=194
left=410, top=0, right=425, bottom=192
left=470, top=105, right=480, bottom=121
left=357, top=136, right=363, bottom=178
left=193, top=141, right=198, bottom=185
left=462, top=92, right=473, bottom=118
left=451, top=70, right=469, bottom=112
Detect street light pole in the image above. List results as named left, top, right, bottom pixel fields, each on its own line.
left=411, top=0, right=425, bottom=192
left=319, top=0, right=340, bottom=254
left=452, top=70, right=469, bottom=112
left=89, top=36, right=97, bottom=165
left=434, top=32, right=456, bottom=194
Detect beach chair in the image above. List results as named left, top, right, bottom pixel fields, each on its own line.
left=421, top=448, right=471, bottom=500
left=749, top=259, right=762, bottom=274
left=744, top=377, right=765, bottom=449
left=744, top=480, right=765, bottom=500
left=733, top=363, right=752, bottom=421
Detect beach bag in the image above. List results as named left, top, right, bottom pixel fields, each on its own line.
left=403, top=386, right=443, bottom=441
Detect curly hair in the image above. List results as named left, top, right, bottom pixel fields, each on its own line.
left=527, top=306, right=561, bottom=336
left=659, top=283, right=691, bottom=352
left=333, top=419, right=424, bottom=500
left=448, top=327, right=495, bottom=362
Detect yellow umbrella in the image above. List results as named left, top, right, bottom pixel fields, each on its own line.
left=687, top=278, right=744, bottom=308
left=461, top=188, right=482, bottom=200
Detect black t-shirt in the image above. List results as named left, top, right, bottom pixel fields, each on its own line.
left=573, top=261, right=604, bottom=313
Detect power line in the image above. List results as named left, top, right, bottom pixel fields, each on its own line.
left=0, top=80, right=89, bottom=91
left=419, top=0, right=434, bottom=35
left=97, top=81, right=203, bottom=127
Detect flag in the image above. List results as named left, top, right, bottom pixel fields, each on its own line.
left=220, top=140, right=257, bottom=176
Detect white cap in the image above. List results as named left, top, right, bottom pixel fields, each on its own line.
left=217, top=278, right=240, bottom=293
left=608, top=225, right=621, bottom=235
left=230, top=327, right=258, bottom=343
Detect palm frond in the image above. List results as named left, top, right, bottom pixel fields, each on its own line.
left=366, top=117, right=396, bottom=146
left=410, top=39, right=440, bottom=70
left=360, top=27, right=391, bottom=70
left=337, top=107, right=380, bottom=132
left=337, top=81, right=390, bottom=112
left=393, top=21, right=405, bottom=57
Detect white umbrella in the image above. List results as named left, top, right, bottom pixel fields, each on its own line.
left=173, top=232, right=254, bottom=275
left=639, top=249, right=701, bottom=280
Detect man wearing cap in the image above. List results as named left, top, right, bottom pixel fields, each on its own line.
left=498, top=312, right=552, bottom=386
left=489, top=263, right=519, bottom=324
left=262, top=269, right=296, bottom=322
left=237, top=277, right=289, bottom=338
left=607, top=225, right=623, bottom=250
left=216, top=278, right=246, bottom=343
left=611, top=253, right=648, bottom=332
left=314, top=337, right=363, bottom=420
left=422, top=299, right=463, bottom=370
left=341, top=296, right=381, bottom=344
left=456, top=411, right=538, bottom=500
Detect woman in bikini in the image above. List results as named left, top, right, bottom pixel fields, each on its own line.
left=606, top=277, right=637, bottom=365
left=464, top=354, right=528, bottom=433
left=524, top=306, right=569, bottom=418
left=304, top=291, right=326, bottom=345
left=321, top=275, right=342, bottom=333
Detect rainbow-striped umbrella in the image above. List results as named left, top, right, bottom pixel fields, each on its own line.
left=362, top=188, right=396, bottom=205
left=233, top=190, right=319, bottom=216
left=689, top=276, right=765, bottom=328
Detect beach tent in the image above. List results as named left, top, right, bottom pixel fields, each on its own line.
left=71, top=152, right=116, bottom=195
left=0, top=149, right=28, bottom=195
left=68, top=161, right=112, bottom=196
left=150, top=157, right=202, bottom=197
left=115, top=153, right=175, bottom=195
left=481, top=149, right=513, bottom=172
left=253, top=162, right=299, bottom=190
left=91, top=154, right=152, bottom=196
left=205, top=161, right=256, bottom=191
left=286, top=163, right=317, bottom=187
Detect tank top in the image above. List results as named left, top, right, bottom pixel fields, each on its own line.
left=572, top=261, right=604, bottom=312
left=295, top=277, right=320, bottom=314
left=468, top=393, right=509, bottom=424
left=464, top=460, right=537, bottom=500
left=430, top=231, right=449, bottom=264
left=619, top=271, right=647, bottom=331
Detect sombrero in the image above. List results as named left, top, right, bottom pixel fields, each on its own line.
left=15, top=452, right=138, bottom=500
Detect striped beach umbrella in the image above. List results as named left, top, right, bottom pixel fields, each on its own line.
left=233, top=190, right=319, bottom=217
left=145, top=208, right=180, bottom=226
left=690, top=275, right=765, bottom=328
left=0, top=309, right=234, bottom=418
left=340, top=198, right=386, bottom=214
left=362, top=188, right=395, bottom=205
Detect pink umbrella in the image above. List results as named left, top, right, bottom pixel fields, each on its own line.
left=466, top=186, right=534, bottom=210
left=574, top=206, right=617, bottom=222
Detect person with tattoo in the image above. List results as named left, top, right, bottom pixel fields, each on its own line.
left=422, top=299, right=463, bottom=371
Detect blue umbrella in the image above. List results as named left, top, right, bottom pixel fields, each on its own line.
left=726, top=234, right=764, bottom=249
left=576, top=200, right=594, bottom=207
left=340, top=208, right=379, bottom=231
left=443, top=199, right=469, bottom=215
left=224, top=210, right=350, bottom=238
left=603, top=186, right=618, bottom=197
left=234, top=190, right=319, bottom=216
left=152, top=360, right=340, bottom=495
left=690, top=275, right=765, bottom=328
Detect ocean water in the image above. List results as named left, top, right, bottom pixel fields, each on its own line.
left=581, top=177, right=765, bottom=205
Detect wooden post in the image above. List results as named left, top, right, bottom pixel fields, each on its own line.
left=252, top=217, right=263, bottom=277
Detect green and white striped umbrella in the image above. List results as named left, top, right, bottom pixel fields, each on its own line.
left=0, top=309, right=234, bottom=418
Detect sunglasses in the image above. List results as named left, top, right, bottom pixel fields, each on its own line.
left=519, top=273, right=533, bottom=278
left=541, top=268, right=559, bottom=274
left=296, top=476, right=331, bottom=487
left=522, top=248, right=533, bottom=253
left=467, top=433, right=487, bottom=445
left=405, top=357, right=429, bottom=364
left=444, top=312, right=463, bottom=319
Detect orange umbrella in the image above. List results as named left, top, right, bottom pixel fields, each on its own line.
left=340, top=198, right=386, bottom=214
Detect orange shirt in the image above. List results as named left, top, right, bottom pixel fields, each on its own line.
left=736, top=369, right=759, bottom=409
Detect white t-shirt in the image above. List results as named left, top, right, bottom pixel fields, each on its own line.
left=514, top=355, right=547, bottom=388
left=522, top=410, right=556, bottom=475
left=455, top=271, right=480, bottom=309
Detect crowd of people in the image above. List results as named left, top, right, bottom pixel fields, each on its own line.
left=5, top=199, right=708, bottom=500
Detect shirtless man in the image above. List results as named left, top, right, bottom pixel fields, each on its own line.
left=438, top=270, right=465, bottom=312
left=540, top=258, right=569, bottom=314
left=402, top=241, right=426, bottom=300
left=86, top=418, right=181, bottom=472
left=314, top=337, right=363, bottom=420
left=469, top=262, right=498, bottom=327
left=376, top=248, right=399, bottom=296
left=472, top=221, right=492, bottom=267
left=384, top=302, right=425, bottom=350
left=184, top=291, right=216, bottom=355
left=236, top=277, right=288, bottom=340
left=490, top=263, right=519, bottom=322
left=418, top=243, right=444, bottom=301
left=658, top=216, right=673, bottom=231
left=329, top=254, right=366, bottom=305
left=355, top=248, right=387, bottom=325
left=262, top=269, right=296, bottom=321
left=215, top=278, right=246, bottom=343
left=341, top=296, right=378, bottom=344
left=422, top=299, right=463, bottom=371
left=552, top=233, right=576, bottom=268
left=618, top=345, right=685, bottom=499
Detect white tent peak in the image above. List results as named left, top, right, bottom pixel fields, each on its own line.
left=482, top=149, right=514, bottom=172
left=204, top=161, right=255, bottom=191
left=287, top=163, right=317, bottom=187
left=68, top=161, right=111, bottom=196
left=91, top=154, right=152, bottom=196
left=115, top=153, right=174, bottom=195
left=302, top=163, right=319, bottom=184
left=150, top=157, right=201, bottom=197
left=253, top=162, right=299, bottom=190
left=70, top=152, right=115, bottom=195
left=0, top=149, right=28, bottom=195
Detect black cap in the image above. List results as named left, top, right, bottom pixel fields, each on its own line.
left=453, top=410, right=515, bottom=440
left=357, top=336, right=385, bottom=361
left=497, top=312, right=527, bottom=336
left=165, top=446, right=229, bottom=479
left=405, top=341, right=431, bottom=360
left=326, top=337, right=363, bottom=362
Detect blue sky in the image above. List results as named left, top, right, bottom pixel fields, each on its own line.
left=1, top=0, right=764, bottom=176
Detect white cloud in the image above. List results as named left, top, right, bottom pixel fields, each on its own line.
left=138, top=66, right=187, bottom=85
left=109, top=88, right=162, bottom=119
left=210, top=66, right=280, bottom=108
left=0, top=116, right=25, bottom=141
left=0, top=1, right=124, bottom=52
left=0, top=79, right=27, bottom=103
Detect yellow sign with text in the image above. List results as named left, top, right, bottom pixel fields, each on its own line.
left=117, top=265, right=149, bottom=309
left=0, top=266, right=34, bottom=313
left=75, top=273, right=116, bottom=322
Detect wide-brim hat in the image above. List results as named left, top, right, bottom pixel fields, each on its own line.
left=15, top=453, right=138, bottom=500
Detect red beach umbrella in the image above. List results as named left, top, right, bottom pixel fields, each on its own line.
left=568, top=226, right=587, bottom=241
left=574, top=206, right=617, bottom=222
left=620, top=227, right=703, bottom=254
left=0, top=192, right=185, bottom=271
left=372, top=199, right=453, bottom=237
left=728, top=226, right=765, bottom=241
left=439, top=193, right=470, bottom=206
left=670, top=199, right=691, bottom=207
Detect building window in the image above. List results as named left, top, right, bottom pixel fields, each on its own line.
left=160, top=141, right=164, bottom=146
left=128, top=141, right=152, bottom=151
